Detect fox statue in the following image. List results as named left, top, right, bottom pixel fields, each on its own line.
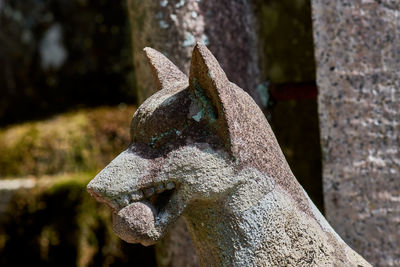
left=87, top=43, right=371, bottom=266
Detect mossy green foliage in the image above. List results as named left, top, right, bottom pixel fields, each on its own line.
left=0, top=105, right=135, bottom=178
left=0, top=172, right=156, bottom=267
left=254, top=0, right=315, bottom=83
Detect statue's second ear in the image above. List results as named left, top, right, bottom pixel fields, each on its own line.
left=189, top=43, right=233, bottom=153
left=143, top=47, right=187, bottom=91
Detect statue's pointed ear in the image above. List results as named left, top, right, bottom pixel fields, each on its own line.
left=189, top=43, right=233, bottom=151
left=143, top=47, right=187, bottom=90
left=189, top=43, right=230, bottom=99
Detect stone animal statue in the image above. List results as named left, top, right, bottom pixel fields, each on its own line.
left=87, top=43, right=371, bottom=266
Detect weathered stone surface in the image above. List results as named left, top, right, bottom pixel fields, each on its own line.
left=155, top=217, right=199, bottom=267
left=128, top=0, right=261, bottom=106
left=88, top=44, right=371, bottom=266
left=312, top=1, right=400, bottom=266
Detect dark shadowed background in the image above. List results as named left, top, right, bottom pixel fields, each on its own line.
left=0, top=0, right=321, bottom=266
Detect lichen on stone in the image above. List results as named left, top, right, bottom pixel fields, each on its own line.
left=191, top=78, right=217, bottom=124
left=256, top=82, right=270, bottom=108
left=149, top=128, right=180, bottom=148
left=182, top=32, right=196, bottom=47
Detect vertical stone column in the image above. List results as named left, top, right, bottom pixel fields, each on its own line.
left=126, top=1, right=261, bottom=266
left=312, top=1, right=400, bottom=266
left=127, top=0, right=261, bottom=105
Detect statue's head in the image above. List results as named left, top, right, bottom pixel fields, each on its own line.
left=87, top=43, right=290, bottom=246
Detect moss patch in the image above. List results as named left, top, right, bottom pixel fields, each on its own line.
left=0, top=105, right=135, bottom=178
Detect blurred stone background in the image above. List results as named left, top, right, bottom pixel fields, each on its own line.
left=0, top=0, right=321, bottom=266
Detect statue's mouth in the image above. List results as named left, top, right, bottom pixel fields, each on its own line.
left=88, top=180, right=177, bottom=212
left=88, top=181, right=179, bottom=246
left=114, top=181, right=177, bottom=213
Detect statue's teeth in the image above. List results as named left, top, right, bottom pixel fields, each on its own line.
left=144, top=187, right=155, bottom=198
left=120, top=195, right=130, bottom=206
left=155, top=183, right=165, bottom=193
left=131, top=190, right=144, bottom=201
left=166, top=182, right=175, bottom=190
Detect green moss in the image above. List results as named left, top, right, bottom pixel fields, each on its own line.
left=150, top=128, right=181, bottom=148
left=46, top=172, right=96, bottom=195
left=0, top=105, right=135, bottom=178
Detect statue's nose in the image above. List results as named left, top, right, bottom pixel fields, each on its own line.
left=87, top=178, right=105, bottom=202
left=86, top=178, right=101, bottom=198
left=87, top=178, right=119, bottom=211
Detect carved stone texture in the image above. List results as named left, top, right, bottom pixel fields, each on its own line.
left=127, top=0, right=261, bottom=106
left=312, top=1, right=400, bottom=266
left=87, top=43, right=371, bottom=266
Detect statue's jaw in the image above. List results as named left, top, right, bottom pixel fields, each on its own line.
left=89, top=181, right=187, bottom=246
left=112, top=201, right=158, bottom=246
left=86, top=148, right=188, bottom=246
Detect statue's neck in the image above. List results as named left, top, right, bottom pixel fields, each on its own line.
left=182, top=173, right=277, bottom=266
left=184, top=187, right=287, bottom=266
left=183, top=186, right=366, bottom=266
left=184, top=200, right=248, bottom=266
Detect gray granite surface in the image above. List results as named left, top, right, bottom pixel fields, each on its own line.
left=312, top=1, right=400, bottom=266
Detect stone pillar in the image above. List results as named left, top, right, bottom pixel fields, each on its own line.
left=127, top=0, right=261, bottom=106
left=312, top=1, right=400, bottom=266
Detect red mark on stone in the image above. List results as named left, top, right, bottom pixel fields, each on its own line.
left=270, top=82, right=317, bottom=101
